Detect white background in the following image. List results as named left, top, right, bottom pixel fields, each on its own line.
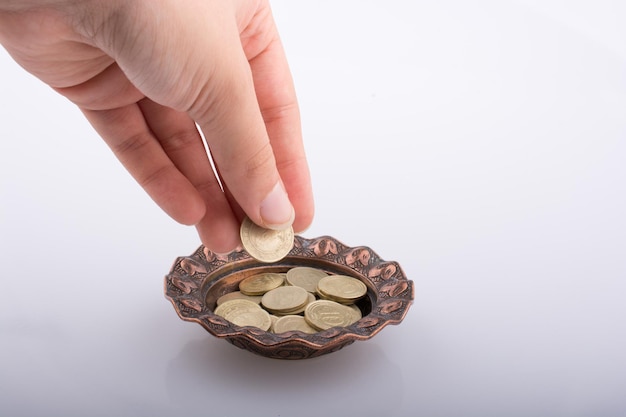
left=1, top=1, right=625, bottom=416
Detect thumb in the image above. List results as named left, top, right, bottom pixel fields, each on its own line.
left=194, top=51, right=295, bottom=231
left=183, top=11, right=296, bottom=231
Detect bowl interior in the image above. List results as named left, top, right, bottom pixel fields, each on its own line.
left=203, top=256, right=374, bottom=317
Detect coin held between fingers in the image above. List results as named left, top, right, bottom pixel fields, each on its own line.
left=240, top=216, right=294, bottom=263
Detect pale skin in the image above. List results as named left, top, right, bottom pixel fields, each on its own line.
left=0, top=0, right=314, bottom=253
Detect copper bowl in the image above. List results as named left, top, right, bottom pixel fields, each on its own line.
left=164, top=235, right=414, bottom=360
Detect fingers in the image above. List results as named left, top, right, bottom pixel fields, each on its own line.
left=83, top=101, right=242, bottom=253
left=137, top=100, right=241, bottom=252
left=189, top=27, right=297, bottom=232
left=248, top=34, right=315, bottom=233
left=187, top=4, right=314, bottom=233
left=80, top=105, right=206, bottom=233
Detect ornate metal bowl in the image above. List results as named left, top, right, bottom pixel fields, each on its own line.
left=164, top=235, right=414, bottom=360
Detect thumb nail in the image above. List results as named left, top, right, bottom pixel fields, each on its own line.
left=260, top=182, right=295, bottom=230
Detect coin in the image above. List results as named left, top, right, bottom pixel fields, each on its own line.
left=284, top=292, right=316, bottom=316
left=316, top=275, right=367, bottom=304
left=240, top=216, right=294, bottom=263
left=239, top=272, right=285, bottom=295
left=304, top=300, right=360, bottom=331
left=216, top=291, right=263, bottom=306
left=214, top=299, right=272, bottom=331
left=286, top=267, right=328, bottom=293
left=265, top=291, right=315, bottom=316
left=261, top=286, right=309, bottom=314
left=273, top=315, right=318, bottom=334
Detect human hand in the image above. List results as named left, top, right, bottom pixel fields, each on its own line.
left=0, top=0, right=314, bottom=253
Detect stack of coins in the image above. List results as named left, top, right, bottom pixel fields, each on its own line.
left=303, top=300, right=363, bottom=331
left=315, top=275, right=368, bottom=305
left=214, top=267, right=367, bottom=334
left=261, top=286, right=315, bottom=315
left=285, top=266, right=328, bottom=293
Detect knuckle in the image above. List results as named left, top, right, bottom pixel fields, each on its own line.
left=159, top=129, right=201, bottom=154
left=261, top=101, right=299, bottom=125
left=110, top=131, right=150, bottom=156
left=244, top=141, right=276, bottom=180
left=276, top=153, right=307, bottom=173
left=139, top=164, right=172, bottom=189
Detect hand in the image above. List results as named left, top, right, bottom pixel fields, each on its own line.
left=0, top=0, right=314, bottom=253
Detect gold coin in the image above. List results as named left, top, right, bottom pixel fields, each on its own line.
left=304, top=300, right=360, bottom=331
left=286, top=292, right=316, bottom=315
left=229, top=308, right=272, bottom=331
left=216, top=291, right=262, bottom=306
left=273, top=315, right=318, bottom=334
left=316, top=275, right=367, bottom=304
left=214, top=299, right=259, bottom=317
left=240, top=216, right=294, bottom=263
left=214, top=299, right=272, bottom=331
left=261, top=286, right=309, bottom=314
left=239, top=272, right=285, bottom=295
left=270, top=292, right=316, bottom=316
left=286, top=267, right=328, bottom=293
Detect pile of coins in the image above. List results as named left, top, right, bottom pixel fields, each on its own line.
left=214, top=266, right=368, bottom=334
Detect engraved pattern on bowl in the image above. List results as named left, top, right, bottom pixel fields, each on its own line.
left=164, top=235, right=414, bottom=360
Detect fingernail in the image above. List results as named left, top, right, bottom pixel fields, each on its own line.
left=260, top=182, right=295, bottom=230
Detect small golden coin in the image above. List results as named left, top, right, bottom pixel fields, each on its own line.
left=240, top=216, right=294, bottom=263
left=216, top=291, right=262, bottom=306
left=229, top=308, right=272, bottom=330
left=261, top=286, right=309, bottom=314
left=317, top=275, right=367, bottom=304
left=239, top=272, right=285, bottom=296
left=304, top=300, right=360, bottom=331
left=269, top=292, right=316, bottom=316
left=214, top=299, right=272, bottom=331
left=287, top=292, right=316, bottom=315
left=273, top=315, right=318, bottom=334
left=214, top=299, right=259, bottom=317
left=286, top=267, right=328, bottom=293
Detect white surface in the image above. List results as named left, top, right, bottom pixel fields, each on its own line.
left=1, top=1, right=625, bottom=416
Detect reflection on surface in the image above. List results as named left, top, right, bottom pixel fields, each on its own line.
left=166, top=336, right=404, bottom=417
